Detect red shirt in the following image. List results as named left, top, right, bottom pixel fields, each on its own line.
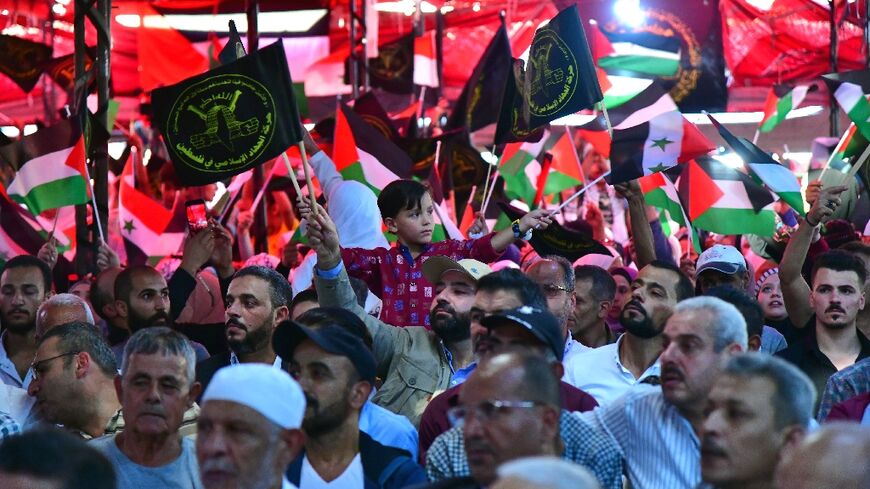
left=342, top=233, right=500, bottom=327
left=417, top=381, right=599, bottom=464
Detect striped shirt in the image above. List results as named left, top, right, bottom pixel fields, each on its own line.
left=425, top=410, right=623, bottom=489
left=577, top=388, right=700, bottom=489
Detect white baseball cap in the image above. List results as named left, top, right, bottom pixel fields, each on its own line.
left=695, top=244, right=747, bottom=278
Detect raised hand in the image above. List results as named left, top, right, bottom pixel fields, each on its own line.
left=209, top=221, right=235, bottom=278
left=95, top=239, right=121, bottom=271
left=806, top=185, right=848, bottom=226
left=179, top=226, right=215, bottom=276
left=304, top=202, right=342, bottom=269
left=37, top=237, right=59, bottom=270
left=518, top=208, right=554, bottom=233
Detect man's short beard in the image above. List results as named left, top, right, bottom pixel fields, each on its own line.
left=430, top=311, right=471, bottom=344
left=620, top=301, right=663, bottom=339
left=226, top=319, right=272, bottom=355
left=127, top=308, right=172, bottom=333
left=303, top=392, right=351, bottom=437
left=0, top=312, right=35, bottom=335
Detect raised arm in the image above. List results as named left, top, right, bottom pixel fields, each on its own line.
left=615, top=179, right=656, bottom=269
left=780, top=185, right=847, bottom=329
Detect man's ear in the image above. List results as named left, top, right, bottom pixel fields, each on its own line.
left=274, top=305, right=289, bottom=326
left=187, top=382, right=203, bottom=408
left=748, top=334, right=762, bottom=352
left=350, top=381, right=372, bottom=410
left=114, top=300, right=128, bottom=319
left=598, top=300, right=612, bottom=319
left=74, top=352, right=91, bottom=379
left=383, top=217, right=398, bottom=234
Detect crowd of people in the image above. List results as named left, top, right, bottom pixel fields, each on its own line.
left=0, top=133, right=869, bottom=489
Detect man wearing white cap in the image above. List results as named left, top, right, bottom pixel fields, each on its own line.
left=197, top=363, right=306, bottom=489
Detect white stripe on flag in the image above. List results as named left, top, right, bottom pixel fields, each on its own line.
left=614, top=93, right=679, bottom=130
left=358, top=147, right=401, bottom=190
left=610, top=42, right=680, bottom=61
left=834, top=83, right=866, bottom=116
left=641, top=111, right=683, bottom=174
left=7, top=146, right=80, bottom=197
left=747, top=163, right=801, bottom=193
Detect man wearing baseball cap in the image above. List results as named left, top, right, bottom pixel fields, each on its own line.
left=197, top=364, right=307, bottom=489
left=272, top=320, right=427, bottom=489
left=310, top=244, right=492, bottom=425
left=695, top=244, right=751, bottom=294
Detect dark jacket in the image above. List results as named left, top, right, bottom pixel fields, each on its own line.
left=287, top=431, right=427, bottom=489
left=406, top=476, right=479, bottom=489
left=195, top=353, right=291, bottom=403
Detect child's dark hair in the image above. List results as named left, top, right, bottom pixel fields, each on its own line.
left=377, top=179, right=430, bottom=219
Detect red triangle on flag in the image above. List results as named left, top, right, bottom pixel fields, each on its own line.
left=684, top=159, right=723, bottom=221
left=679, top=118, right=715, bottom=163
left=333, top=107, right=361, bottom=173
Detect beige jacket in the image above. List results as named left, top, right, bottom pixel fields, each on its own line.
left=315, top=266, right=452, bottom=426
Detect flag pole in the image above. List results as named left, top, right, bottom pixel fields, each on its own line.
left=481, top=160, right=502, bottom=217
left=297, top=142, right=318, bottom=217
left=598, top=101, right=613, bottom=138
left=281, top=152, right=304, bottom=198
left=480, top=146, right=496, bottom=209
left=752, top=129, right=760, bottom=145
left=819, top=122, right=854, bottom=181
left=82, top=162, right=105, bottom=242
left=846, top=142, right=870, bottom=180
left=250, top=163, right=280, bottom=212
left=550, top=170, right=611, bottom=216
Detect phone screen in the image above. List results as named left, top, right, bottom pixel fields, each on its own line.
left=186, top=200, right=208, bottom=232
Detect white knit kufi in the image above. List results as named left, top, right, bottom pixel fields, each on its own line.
left=202, top=364, right=305, bottom=429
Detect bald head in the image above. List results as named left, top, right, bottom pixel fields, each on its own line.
left=91, top=267, right=121, bottom=321
left=35, top=293, right=94, bottom=341
left=775, top=423, right=870, bottom=489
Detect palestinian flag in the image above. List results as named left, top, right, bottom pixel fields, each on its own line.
left=677, top=158, right=776, bottom=237
left=822, top=70, right=870, bottom=140
left=758, top=84, right=815, bottom=133
left=333, top=103, right=414, bottom=195
left=830, top=123, right=869, bottom=163
left=639, top=172, right=700, bottom=252
left=597, top=31, right=681, bottom=78
left=579, top=81, right=678, bottom=132
left=606, top=111, right=714, bottom=185
left=118, top=157, right=184, bottom=265
left=424, top=164, right=464, bottom=242
left=500, top=134, right=549, bottom=205
left=0, top=116, right=90, bottom=215
left=414, top=31, right=439, bottom=88
left=708, top=114, right=804, bottom=215
left=543, top=131, right=585, bottom=195
left=0, top=183, right=44, bottom=264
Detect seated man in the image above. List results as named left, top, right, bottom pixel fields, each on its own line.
left=425, top=308, right=619, bottom=489
left=27, top=322, right=120, bottom=439
left=578, top=296, right=748, bottom=489
left=34, top=293, right=94, bottom=341
left=775, top=423, right=870, bottom=488
left=0, top=428, right=115, bottom=489
left=197, top=364, right=306, bottom=489
left=817, top=357, right=869, bottom=421
left=273, top=319, right=427, bottom=488
left=701, top=353, right=815, bottom=488
left=91, top=327, right=203, bottom=489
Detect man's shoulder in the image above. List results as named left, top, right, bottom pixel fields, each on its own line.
left=405, top=476, right=479, bottom=489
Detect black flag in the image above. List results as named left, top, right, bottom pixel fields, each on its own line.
left=0, top=35, right=52, bottom=93
left=499, top=202, right=612, bottom=261
left=151, top=41, right=304, bottom=186
left=445, top=25, right=512, bottom=132
left=498, top=5, right=603, bottom=134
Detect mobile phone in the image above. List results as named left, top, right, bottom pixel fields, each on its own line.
left=185, top=199, right=208, bottom=232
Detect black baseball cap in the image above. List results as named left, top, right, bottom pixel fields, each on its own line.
left=272, top=319, right=377, bottom=383
left=481, top=306, right=564, bottom=361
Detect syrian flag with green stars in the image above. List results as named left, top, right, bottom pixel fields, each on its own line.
left=677, top=157, right=776, bottom=237
left=606, top=110, right=713, bottom=185
left=708, top=113, right=805, bottom=215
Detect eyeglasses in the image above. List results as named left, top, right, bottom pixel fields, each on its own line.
left=30, top=352, right=79, bottom=380
left=447, top=399, right=543, bottom=427
left=540, top=284, right=573, bottom=297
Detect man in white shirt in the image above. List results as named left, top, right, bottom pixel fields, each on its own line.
left=525, top=256, right=589, bottom=362
left=0, top=255, right=53, bottom=389
left=565, top=260, right=694, bottom=405
left=273, top=320, right=426, bottom=488
left=198, top=363, right=306, bottom=489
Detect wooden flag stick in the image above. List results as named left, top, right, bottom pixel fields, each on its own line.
left=480, top=153, right=495, bottom=208
left=297, top=142, right=318, bottom=217
left=598, top=101, right=613, bottom=138
left=752, top=129, right=760, bottom=145
left=819, top=122, right=855, bottom=181
left=550, top=170, right=611, bottom=216
left=82, top=161, right=105, bottom=242
left=250, top=164, right=280, bottom=212
left=281, top=152, right=304, bottom=197
left=481, top=167, right=501, bottom=217
left=846, top=142, right=870, bottom=180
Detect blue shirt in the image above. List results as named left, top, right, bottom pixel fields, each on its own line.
left=359, top=401, right=419, bottom=461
